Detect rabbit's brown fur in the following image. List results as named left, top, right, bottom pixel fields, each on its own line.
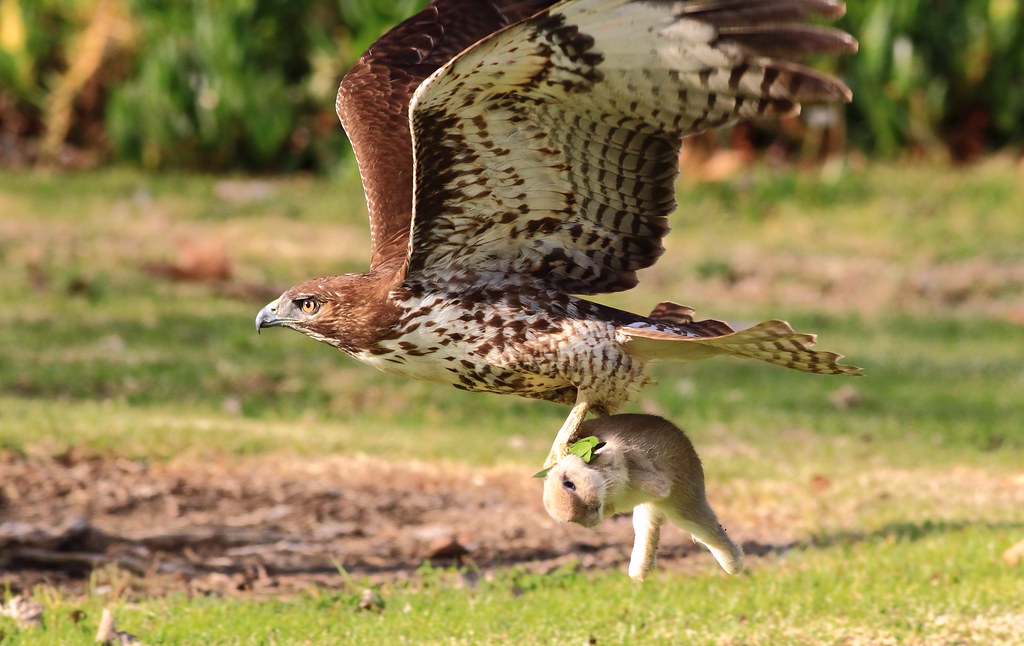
left=543, top=414, right=742, bottom=580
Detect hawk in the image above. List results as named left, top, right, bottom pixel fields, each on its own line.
left=256, top=0, right=860, bottom=465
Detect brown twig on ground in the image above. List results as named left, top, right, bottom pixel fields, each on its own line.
left=95, top=608, right=147, bottom=645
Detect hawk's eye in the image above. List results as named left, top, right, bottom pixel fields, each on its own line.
left=296, top=298, right=320, bottom=315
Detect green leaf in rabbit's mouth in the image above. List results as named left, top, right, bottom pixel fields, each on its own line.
left=532, top=436, right=606, bottom=478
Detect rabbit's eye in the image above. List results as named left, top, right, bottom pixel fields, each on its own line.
left=562, top=479, right=576, bottom=491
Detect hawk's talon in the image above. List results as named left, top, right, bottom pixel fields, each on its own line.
left=544, top=391, right=591, bottom=469
left=543, top=443, right=572, bottom=469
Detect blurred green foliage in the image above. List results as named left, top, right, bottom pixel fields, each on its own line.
left=0, top=0, right=93, bottom=143
left=105, top=0, right=430, bottom=170
left=840, top=0, right=1024, bottom=158
left=0, top=0, right=1021, bottom=171
left=0, top=0, right=427, bottom=170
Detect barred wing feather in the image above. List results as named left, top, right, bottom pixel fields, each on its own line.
left=405, top=0, right=856, bottom=293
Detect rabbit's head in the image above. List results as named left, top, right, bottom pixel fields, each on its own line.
left=542, top=454, right=608, bottom=527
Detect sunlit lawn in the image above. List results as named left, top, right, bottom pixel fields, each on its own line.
left=1, top=160, right=1022, bottom=644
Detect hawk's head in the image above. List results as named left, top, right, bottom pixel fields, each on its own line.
left=255, top=273, right=398, bottom=354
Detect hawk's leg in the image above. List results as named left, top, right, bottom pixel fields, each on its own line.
left=543, top=390, right=592, bottom=468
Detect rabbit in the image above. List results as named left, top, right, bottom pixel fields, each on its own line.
left=542, top=413, right=742, bottom=581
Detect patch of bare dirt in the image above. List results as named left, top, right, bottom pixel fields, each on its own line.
left=0, top=450, right=760, bottom=599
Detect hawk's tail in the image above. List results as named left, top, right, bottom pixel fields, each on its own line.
left=622, top=302, right=861, bottom=376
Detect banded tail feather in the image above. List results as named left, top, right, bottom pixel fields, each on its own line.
left=623, top=313, right=861, bottom=376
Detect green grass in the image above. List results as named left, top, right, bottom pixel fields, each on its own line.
left=1, top=161, right=1022, bottom=644
left=4, top=525, right=1022, bottom=645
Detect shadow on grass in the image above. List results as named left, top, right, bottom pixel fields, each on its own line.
left=5, top=517, right=1021, bottom=599
left=805, top=519, right=1023, bottom=551
left=725, top=518, right=1024, bottom=561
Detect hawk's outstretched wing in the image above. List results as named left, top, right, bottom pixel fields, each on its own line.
left=405, top=0, right=856, bottom=294
left=336, top=0, right=558, bottom=272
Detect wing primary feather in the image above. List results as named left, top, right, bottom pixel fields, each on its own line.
left=674, top=0, right=848, bottom=24
left=718, top=25, right=859, bottom=57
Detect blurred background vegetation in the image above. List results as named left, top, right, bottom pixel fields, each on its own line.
left=0, top=0, right=1021, bottom=172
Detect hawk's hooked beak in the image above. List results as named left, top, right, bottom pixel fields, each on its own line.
left=255, top=297, right=288, bottom=333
